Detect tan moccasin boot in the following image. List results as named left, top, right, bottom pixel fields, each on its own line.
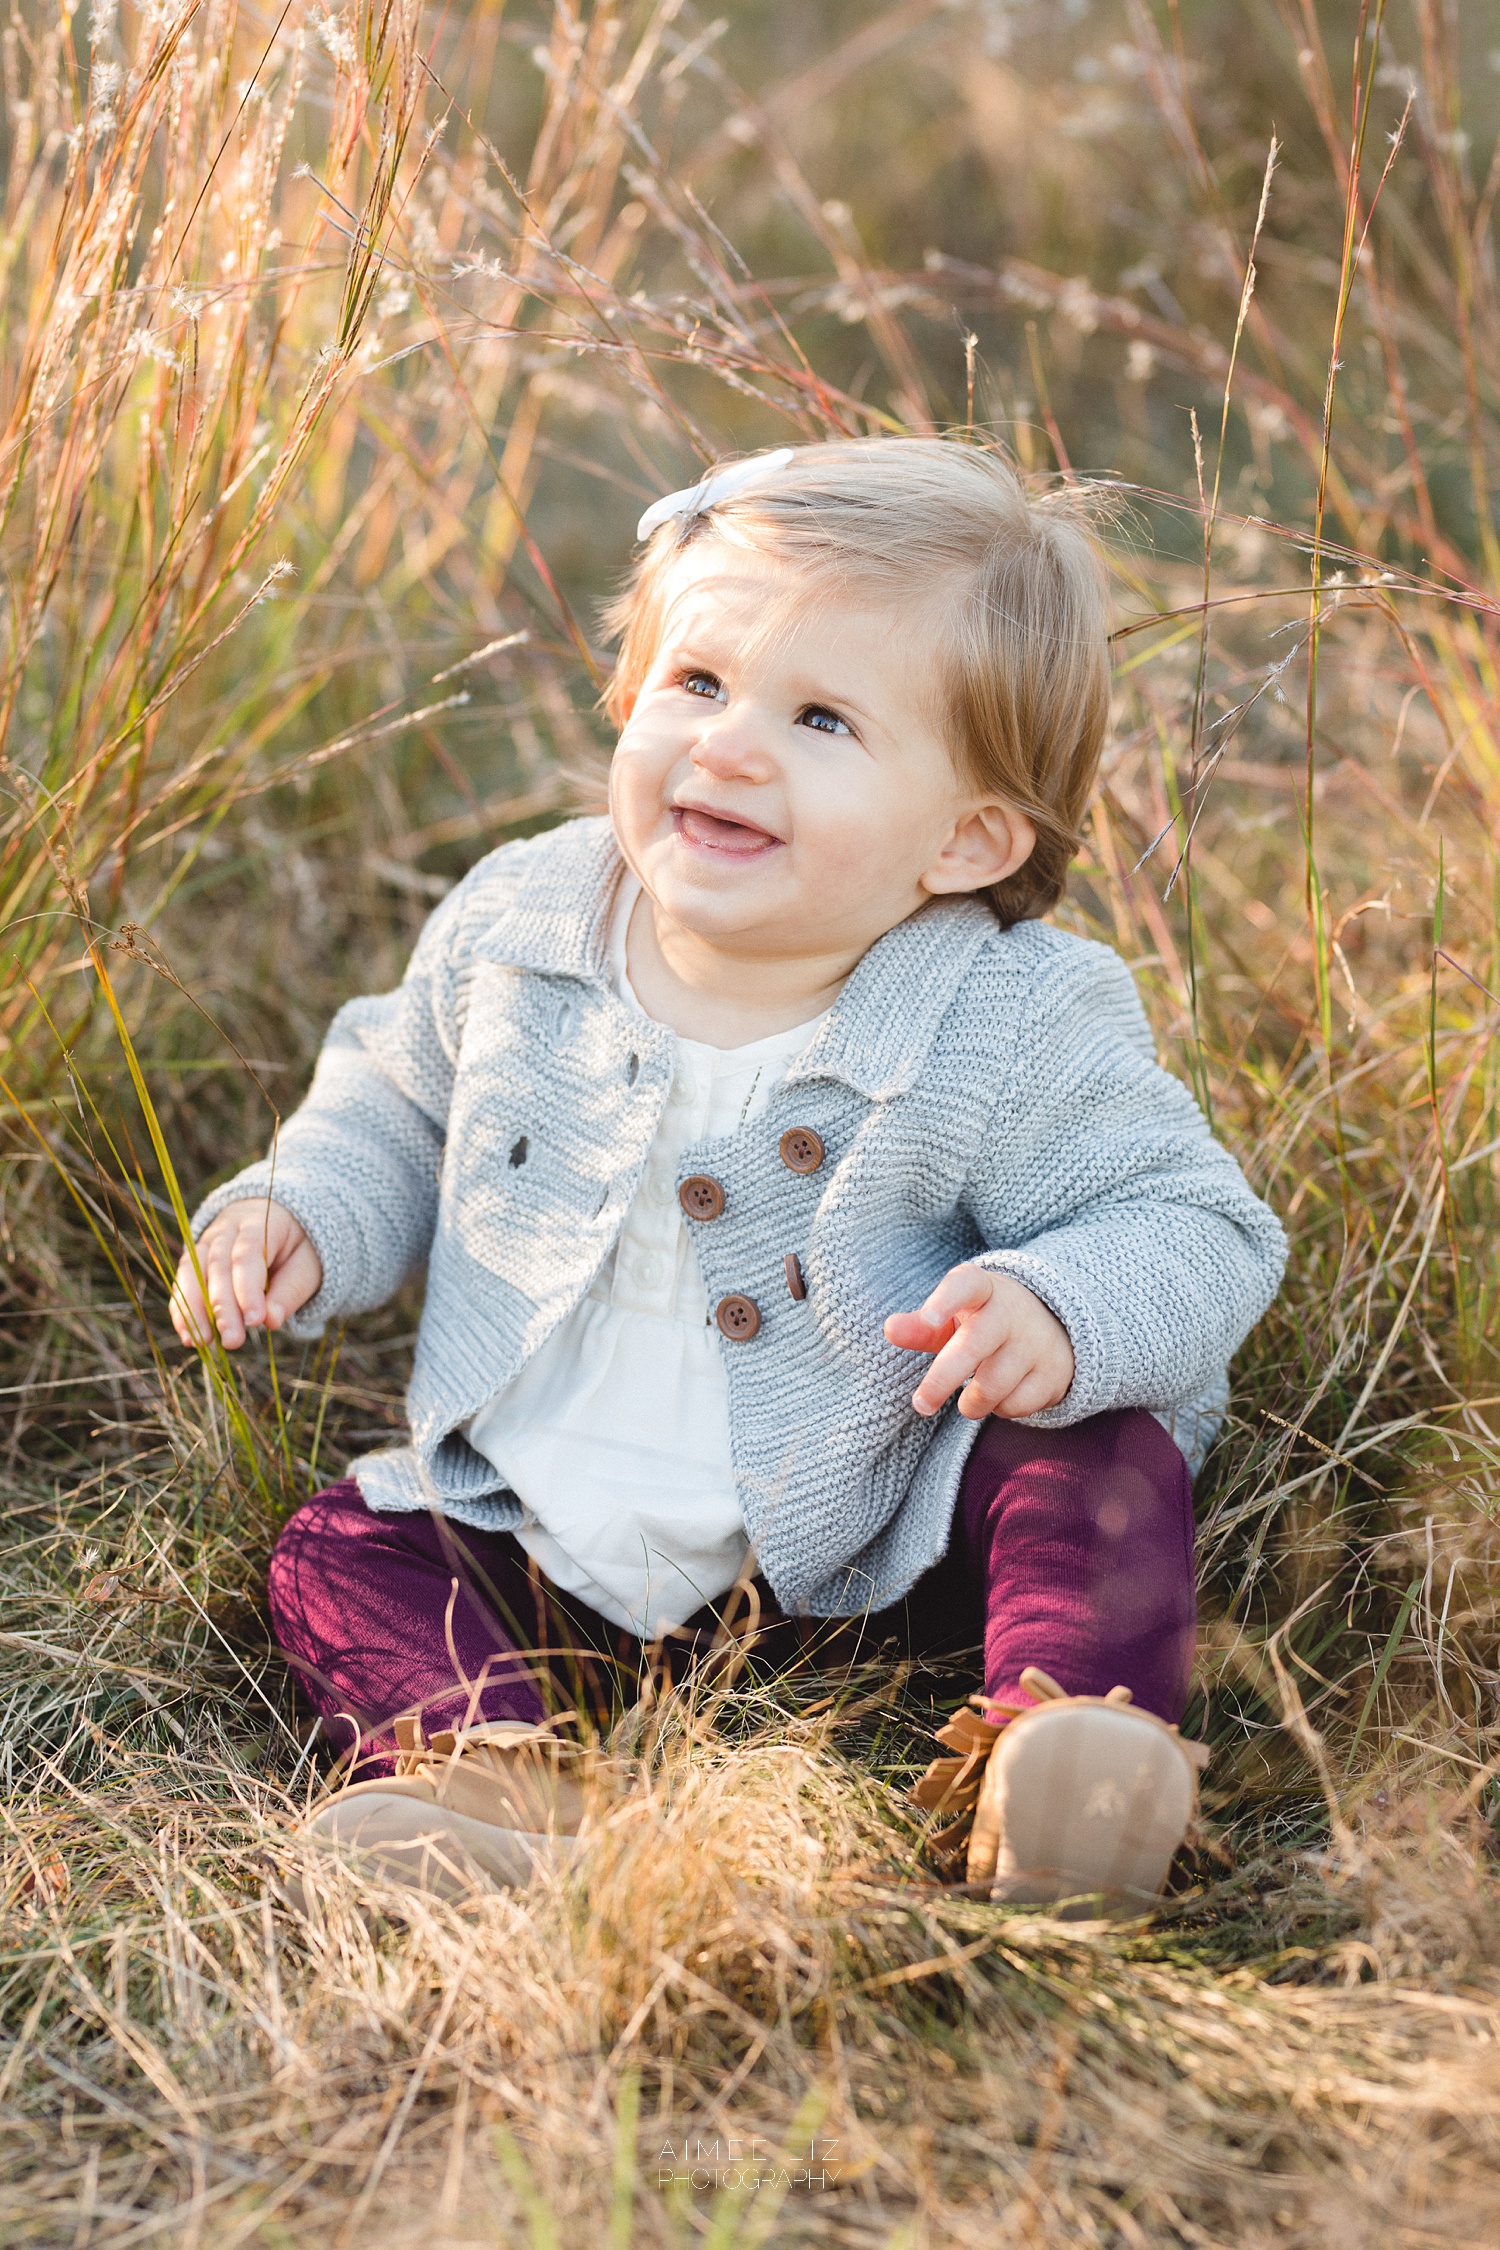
left=293, top=1715, right=624, bottom=1903
left=913, top=1668, right=1208, bottom=1917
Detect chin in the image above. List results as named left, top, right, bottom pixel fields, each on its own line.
left=653, top=881, right=778, bottom=939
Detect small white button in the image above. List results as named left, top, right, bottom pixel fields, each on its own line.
left=646, top=1166, right=675, bottom=1205
left=633, top=1252, right=665, bottom=1291
left=669, top=1069, right=697, bottom=1107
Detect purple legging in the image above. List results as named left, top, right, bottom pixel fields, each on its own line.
left=267, top=1408, right=1196, bottom=1776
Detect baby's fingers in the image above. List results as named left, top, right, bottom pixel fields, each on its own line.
left=180, top=1216, right=265, bottom=1350
left=264, top=1236, right=322, bottom=1328
left=168, top=1203, right=317, bottom=1350
left=169, top=1252, right=213, bottom=1348
left=885, top=1265, right=994, bottom=1360
left=912, top=1263, right=995, bottom=1330
left=883, top=1308, right=956, bottom=1354
left=910, top=1318, right=1003, bottom=1418
left=978, top=1365, right=1067, bottom=1421
left=957, top=1344, right=1051, bottom=1421
left=191, top=1228, right=244, bottom=1348
left=170, top=1227, right=245, bottom=1347
left=227, top=1220, right=273, bottom=1338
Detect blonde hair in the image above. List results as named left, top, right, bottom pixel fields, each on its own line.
left=602, top=438, right=1112, bottom=926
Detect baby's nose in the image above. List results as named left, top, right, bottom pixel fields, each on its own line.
left=690, top=708, right=774, bottom=779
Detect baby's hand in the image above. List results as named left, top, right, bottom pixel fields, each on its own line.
left=170, top=1200, right=323, bottom=1350
left=884, top=1266, right=1074, bottom=1421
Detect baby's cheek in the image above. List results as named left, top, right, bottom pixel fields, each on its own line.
left=801, top=770, right=933, bottom=889
left=610, top=721, right=676, bottom=813
left=795, top=805, right=904, bottom=902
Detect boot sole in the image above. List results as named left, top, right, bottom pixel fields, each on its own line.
left=293, top=1785, right=582, bottom=1905
left=976, top=1703, right=1195, bottom=1916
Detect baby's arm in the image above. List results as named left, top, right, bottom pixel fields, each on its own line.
left=174, top=872, right=476, bottom=1348
left=891, top=941, right=1285, bottom=1424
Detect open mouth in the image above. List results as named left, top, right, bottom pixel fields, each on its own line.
left=671, top=805, right=783, bottom=857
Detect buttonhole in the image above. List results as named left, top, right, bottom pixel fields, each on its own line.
left=509, top=1136, right=529, bottom=1168
left=625, top=1051, right=640, bottom=1085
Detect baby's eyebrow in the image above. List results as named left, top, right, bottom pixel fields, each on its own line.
left=781, top=673, right=879, bottom=726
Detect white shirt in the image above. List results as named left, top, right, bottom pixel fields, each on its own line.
left=465, top=878, right=827, bottom=1637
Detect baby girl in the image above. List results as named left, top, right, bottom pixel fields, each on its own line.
left=174, top=440, right=1285, bottom=1910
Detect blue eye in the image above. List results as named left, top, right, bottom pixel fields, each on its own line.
left=682, top=670, right=725, bottom=701
left=799, top=705, right=851, bottom=736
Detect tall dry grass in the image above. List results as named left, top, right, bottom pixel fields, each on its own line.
left=1, top=0, right=1499, bottom=2242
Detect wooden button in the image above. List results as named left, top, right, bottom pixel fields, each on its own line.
left=784, top=1253, right=806, bottom=1302
left=779, top=1126, right=824, bottom=1175
left=715, top=1294, right=761, bottom=1340
left=679, top=1174, right=726, bottom=1221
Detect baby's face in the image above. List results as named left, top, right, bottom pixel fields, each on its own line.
left=609, top=544, right=1019, bottom=966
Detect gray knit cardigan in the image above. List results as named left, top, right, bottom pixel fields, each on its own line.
left=193, top=816, right=1286, bottom=1617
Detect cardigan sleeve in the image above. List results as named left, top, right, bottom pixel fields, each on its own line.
left=187, top=873, right=477, bottom=1340
left=962, top=942, right=1287, bottom=1426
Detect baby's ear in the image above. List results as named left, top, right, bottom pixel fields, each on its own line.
left=610, top=675, right=639, bottom=726
left=599, top=670, right=631, bottom=733
left=923, top=800, right=1036, bottom=896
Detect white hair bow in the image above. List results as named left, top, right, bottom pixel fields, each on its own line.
left=635, top=448, right=794, bottom=542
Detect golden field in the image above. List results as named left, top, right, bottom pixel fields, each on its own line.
left=2, top=2, right=1499, bottom=2241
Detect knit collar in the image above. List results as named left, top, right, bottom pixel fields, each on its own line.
left=471, top=815, right=625, bottom=981
left=472, top=814, right=1001, bottom=1099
